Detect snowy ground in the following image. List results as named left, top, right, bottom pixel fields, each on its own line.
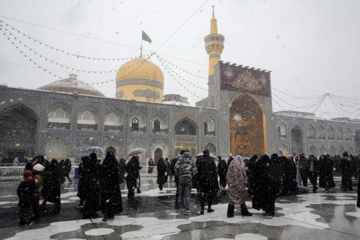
left=0, top=176, right=359, bottom=239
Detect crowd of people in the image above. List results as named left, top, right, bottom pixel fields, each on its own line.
left=15, top=149, right=360, bottom=226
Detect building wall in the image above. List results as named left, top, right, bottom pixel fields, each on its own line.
left=0, top=87, right=218, bottom=165
left=273, top=113, right=360, bottom=156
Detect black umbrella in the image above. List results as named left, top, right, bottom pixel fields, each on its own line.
left=86, top=146, right=105, bottom=153
left=127, top=148, right=146, bottom=157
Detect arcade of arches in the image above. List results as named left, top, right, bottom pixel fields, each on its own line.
left=0, top=105, right=37, bottom=159
left=229, top=94, right=265, bottom=157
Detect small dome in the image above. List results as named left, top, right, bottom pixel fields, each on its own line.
left=116, top=58, right=164, bottom=102
left=38, top=74, right=105, bottom=97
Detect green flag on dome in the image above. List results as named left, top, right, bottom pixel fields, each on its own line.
left=142, top=30, right=152, bottom=43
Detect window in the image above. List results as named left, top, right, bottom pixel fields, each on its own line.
left=337, top=128, right=343, bottom=140
left=48, top=105, right=71, bottom=129
left=307, top=125, right=315, bottom=139
left=345, top=128, right=351, bottom=140
left=318, top=126, right=325, bottom=140
left=204, top=117, right=215, bottom=136
left=154, top=119, right=160, bottom=133
left=327, top=127, right=334, bottom=140
left=278, top=123, right=287, bottom=139
left=104, top=109, right=123, bottom=132
left=82, top=111, right=93, bottom=120
left=54, top=108, right=66, bottom=118
left=175, top=119, right=197, bottom=135
left=132, top=118, right=139, bottom=132
left=107, top=113, right=117, bottom=122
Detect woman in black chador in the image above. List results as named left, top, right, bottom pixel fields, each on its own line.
left=125, top=156, right=141, bottom=203
left=217, top=156, right=228, bottom=190
left=318, top=155, right=335, bottom=193
left=41, top=159, right=61, bottom=213
left=64, top=159, right=72, bottom=182
left=252, top=154, right=279, bottom=218
left=157, top=157, right=168, bottom=190
left=77, top=156, right=87, bottom=206
left=100, top=151, right=123, bottom=222
left=82, top=153, right=100, bottom=218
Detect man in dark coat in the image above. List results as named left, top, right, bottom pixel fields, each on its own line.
left=196, top=149, right=219, bottom=214
left=306, top=155, right=319, bottom=193
left=339, top=151, right=353, bottom=191
left=217, top=156, right=228, bottom=190
left=100, top=151, right=123, bottom=222
left=157, top=157, right=168, bottom=190
left=318, top=154, right=335, bottom=193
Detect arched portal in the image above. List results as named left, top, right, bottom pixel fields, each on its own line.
left=229, top=94, right=265, bottom=156
left=0, top=104, right=37, bottom=159
left=103, top=139, right=123, bottom=159
left=154, top=148, right=163, bottom=165
left=290, top=126, right=304, bottom=154
left=355, top=130, right=360, bottom=155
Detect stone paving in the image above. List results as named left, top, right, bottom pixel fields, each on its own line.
left=0, top=176, right=359, bottom=240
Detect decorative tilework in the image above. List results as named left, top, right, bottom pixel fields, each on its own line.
left=75, top=136, right=98, bottom=146
left=45, top=134, right=71, bottom=143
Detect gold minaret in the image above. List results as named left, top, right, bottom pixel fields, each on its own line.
left=204, top=6, right=224, bottom=77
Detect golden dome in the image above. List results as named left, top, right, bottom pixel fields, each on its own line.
left=116, top=58, right=164, bottom=102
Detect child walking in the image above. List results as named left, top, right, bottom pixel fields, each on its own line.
left=17, top=170, right=37, bottom=225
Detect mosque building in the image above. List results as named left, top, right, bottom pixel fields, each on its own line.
left=0, top=9, right=359, bottom=165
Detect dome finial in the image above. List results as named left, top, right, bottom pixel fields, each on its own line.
left=212, top=5, right=215, bottom=18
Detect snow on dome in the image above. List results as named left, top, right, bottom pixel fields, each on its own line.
left=38, top=74, right=105, bottom=97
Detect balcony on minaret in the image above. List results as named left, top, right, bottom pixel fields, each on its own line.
left=205, top=34, right=225, bottom=54
left=205, top=6, right=225, bottom=76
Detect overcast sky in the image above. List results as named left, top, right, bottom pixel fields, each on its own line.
left=1, top=0, right=360, bottom=119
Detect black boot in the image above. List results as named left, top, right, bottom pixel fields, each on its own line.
left=207, top=200, right=214, bottom=212
left=227, top=204, right=234, bottom=218
left=241, top=203, right=252, bottom=216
